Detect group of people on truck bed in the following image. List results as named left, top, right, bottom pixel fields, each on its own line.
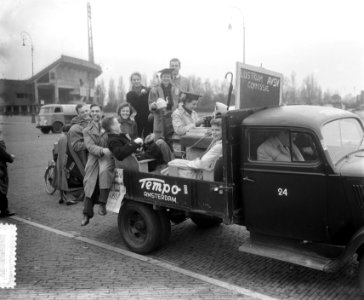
left=53, top=58, right=223, bottom=226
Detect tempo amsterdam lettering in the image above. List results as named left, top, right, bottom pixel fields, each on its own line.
left=139, top=178, right=185, bottom=203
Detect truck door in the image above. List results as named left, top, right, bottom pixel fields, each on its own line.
left=242, top=128, right=328, bottom=241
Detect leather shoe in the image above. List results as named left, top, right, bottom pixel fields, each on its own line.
left=66, top=200, right=77, bottom=206
left=98, top=204, right=107, bottom=216
left=0, top=210, right=15, bottom=218
left=81, top=215, right=89, bottom=226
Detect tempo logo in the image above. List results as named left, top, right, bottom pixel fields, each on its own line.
left=139, top=178, right=182, bottom=195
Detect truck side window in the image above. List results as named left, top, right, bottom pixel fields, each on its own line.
left=292, top=132, right=318, bottom=162
left=249, top=129, right=318, bottom=163
left=54, top=107, right=61, bottom=113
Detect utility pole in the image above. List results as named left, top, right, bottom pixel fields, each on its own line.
left=87, top=2, right=94, bottom=63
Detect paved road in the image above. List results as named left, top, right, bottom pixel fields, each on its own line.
left=2, top=117, right=363, bottom=299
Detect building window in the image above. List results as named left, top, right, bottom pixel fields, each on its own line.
left=50, top=72, right=55, bottom=80
left=16, top=93, right=29, bottom=99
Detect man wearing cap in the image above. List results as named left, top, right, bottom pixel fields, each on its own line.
left=172, top=92, right=205, bottom=136
left=148, top=68, right=179, bottom=142
left=169, top=58, right=192, bottom=93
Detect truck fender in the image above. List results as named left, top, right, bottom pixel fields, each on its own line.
left=344, top=227, right=364, bottom=261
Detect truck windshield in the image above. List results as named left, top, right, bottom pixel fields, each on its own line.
left=321, top=118, right=364, bottom=165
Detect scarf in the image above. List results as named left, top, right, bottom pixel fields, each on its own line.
left=182, top=105, right=192, bottom=115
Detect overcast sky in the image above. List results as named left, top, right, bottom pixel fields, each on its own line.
left=1, top=0, right=363, bottom=96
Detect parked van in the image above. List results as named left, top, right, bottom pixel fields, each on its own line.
left=36, top=104, right=77, bottom=133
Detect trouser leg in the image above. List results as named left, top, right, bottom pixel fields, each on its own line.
left=82, top=183, right=99, bottom=218
left=99, top=189, right=110, bottom=205
left=0, top=191, right=8, bottom=214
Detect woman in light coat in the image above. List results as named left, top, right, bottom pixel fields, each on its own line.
left=172, top=92, right=204, bottom=136
left=148, top=68, right=179, bottom=142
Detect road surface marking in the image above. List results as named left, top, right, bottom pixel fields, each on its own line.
left=11, top=215, right=279, bottom=300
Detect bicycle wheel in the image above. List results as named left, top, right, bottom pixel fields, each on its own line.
left=44, top=165, right=57, bottom=195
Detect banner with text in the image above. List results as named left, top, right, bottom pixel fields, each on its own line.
left=235, top=63, right=283, bottom=109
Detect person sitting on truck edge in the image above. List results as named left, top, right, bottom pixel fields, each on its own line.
left=172, top=92, right=205, bottom=136
left=257, top=130, right=304, bottom=162
left=81, top=104, right=114, bottom=226
left=167, top=118, right=223, bottom=177
left=102, top=116, right=144, bottom=162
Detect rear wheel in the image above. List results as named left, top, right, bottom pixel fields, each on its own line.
left=44, top=164, right=57, bottom=195
left=359, top=254, right=364, bottom=293
left=118, top=201, right=161, bottom=254
left=41, top=128, right=51, bottom=134
left=52, top=121, right=63, bottom=133
left=190, top=214, right=222, bottom=229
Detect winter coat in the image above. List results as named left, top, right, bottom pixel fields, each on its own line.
left=68, top=115, right=90, bottom=168
left=172, top=106, right=199, bottom=136
left=83, top=121, right=115, bottom=198
left=118, top=118, right=138, bottom=139
left=55, top=133, right=69, bottom=191
left=0, top=141, right=13, bottom=194
left=257, top=136, right=304, bottom=162
left=127, top=87, right=152, bottom=137
left=148, top=84, right=179, bottom=141
left=172, top=75, right=192, bottom=93
left=107, top=133, right=140, bottom=165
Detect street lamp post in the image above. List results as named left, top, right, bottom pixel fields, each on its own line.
left=20, top=31, right=34, bottom=77
left=228, top=6, right=245, bottom=64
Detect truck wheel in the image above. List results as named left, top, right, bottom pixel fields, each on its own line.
left=118, top=201, right=161, bottom=254
left=41, top=128, right=51, bottom=134
left=191, top=214, right=222, bottom=229
left=156, top=210, right=171, bottom=248
left=52, top=122, right=63, bottom=133
left=359, top=255, right=364, bottom=293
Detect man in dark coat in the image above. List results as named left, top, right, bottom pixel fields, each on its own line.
left=0, top=136, right=15, bottom=218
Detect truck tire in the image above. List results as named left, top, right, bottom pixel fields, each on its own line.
left=118, top=201, right=161, bottom=254
left=191, top=214, right=222, bottom=229
left=41, top=128, right=51, bottom=134
left=52, top=122, right=63, bottom=133
left=359, top=254, right=364, bottom=293
left=156, top=210, right=171, bottom=248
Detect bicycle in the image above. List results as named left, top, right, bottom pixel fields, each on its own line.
left=44, top=160, right=57, bottom=195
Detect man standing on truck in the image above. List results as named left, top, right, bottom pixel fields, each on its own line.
left=81, top=104, right=115, bottom=226
left=169, top=58, right=192, bottom=93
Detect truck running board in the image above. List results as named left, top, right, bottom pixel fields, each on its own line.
left=238, top=234, right=345, bottom=272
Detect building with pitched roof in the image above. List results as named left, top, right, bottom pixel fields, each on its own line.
left=0, top=55, right=102, bottom=115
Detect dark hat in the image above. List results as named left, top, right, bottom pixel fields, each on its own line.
left=158, top=68, right=174, bottom=76
left=180, top=91, right=202, bottom=101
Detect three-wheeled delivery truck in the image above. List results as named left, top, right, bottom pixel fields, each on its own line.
left=111, top=63, right=364, bottom=291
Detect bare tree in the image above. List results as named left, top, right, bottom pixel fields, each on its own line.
left=117, top=76, right=125, bottom=103
left=300, top=74, right=322, bottom=105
